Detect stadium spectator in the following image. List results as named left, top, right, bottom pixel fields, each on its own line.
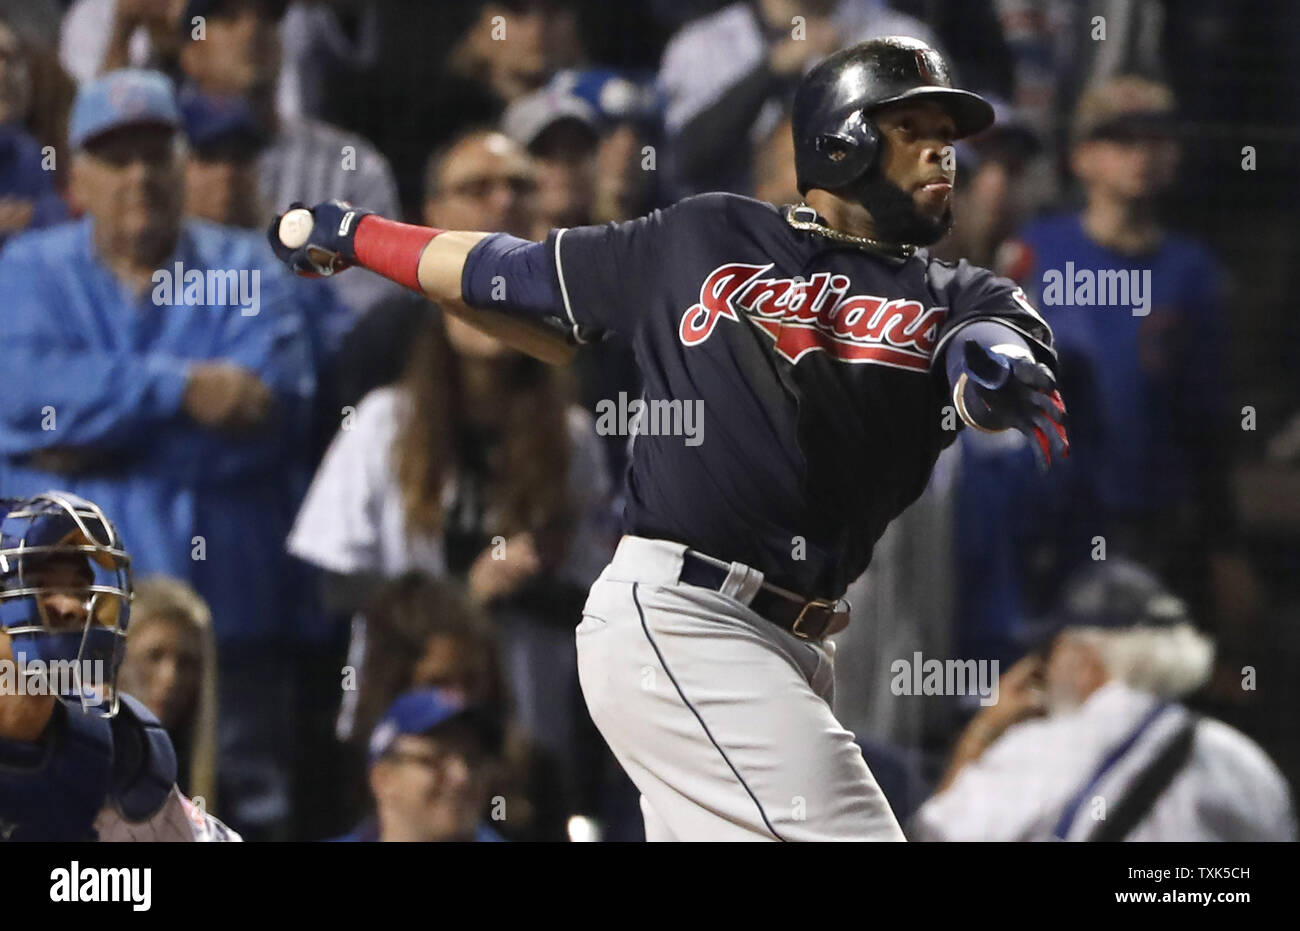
left=0, top=14, right=66, bottom=246
left=973, top=76, right=1250, bottom=636
left=118, top=575, right=219, bottom=809
left=178, top=84, right=358, bottom=473
left=658, top=0, right=935, bottom=196
left=423, top=128, right=537, bottom=239
left=501, top=76, right=599, bottom=235
left=175, top=0, right=401, bottom=316
left=301, top=0, right=582, bottom=217
left=4, top=8, right=74, bottom=166
left=339, top=572, right=568, bottom=841
left=500, top=70, right=653, bottom=478
left=445, top=0, right=582, bottom=107
left=179, top=87, right=268, bottom=228
left=59, top=0, right=357, bottom=128
left=913, top=561, right=1296, bottom=841
left=59, top=0, right=188, bottom=85
left=335, top=688, right=506, bottom=842
left=752, top=113, right=799, bottom=206
left=287, top=128, right=614, bottom=805
left=287, top=294, right=615, bottom=804
left=274, top=0, right=379, bottom=123
left=989, top=0, right=1169, bottom=144
left=286, top=122, right=613, bottom=802
left=0, top=69, right=327, bottom=840
left=554, top=69, right=661, bottom=225
left=324, top=126, right=538, bottom=418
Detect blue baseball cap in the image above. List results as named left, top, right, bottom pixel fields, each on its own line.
left=564, top=69, right=660, bottom=128
left=367, top=688, right=503, bottom=765
left=69, top=70, right=182, bottom=151
left=501, top=69, right=660, bottom=151
left=179, top=88, right=267, bottom=155
left=1018, top=559, right=1192, bottom=655
left=1051, top=560, right=1189, bottom=632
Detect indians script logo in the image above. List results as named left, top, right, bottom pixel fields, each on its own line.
left=678, top=262, right=947, bottom=372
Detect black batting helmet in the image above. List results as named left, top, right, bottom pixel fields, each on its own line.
left=792, top=36, right=995, bottom=196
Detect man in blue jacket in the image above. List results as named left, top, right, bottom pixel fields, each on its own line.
left=955, top=75, right=1244, bottom=660
left=0, top=69, right=331, bottom=840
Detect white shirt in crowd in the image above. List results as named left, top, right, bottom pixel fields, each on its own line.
left=60, top=0, right=318, bottom=116
left=913, top=680, right=1297, bottom=842
left=658, top=0, right=938, bottom=139
left=287, top=384, right=614, bottom=589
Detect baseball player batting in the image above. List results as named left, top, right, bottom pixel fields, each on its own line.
left=270, top=36, right=1068, bottom=841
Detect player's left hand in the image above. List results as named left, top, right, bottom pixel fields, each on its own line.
left=957, top=339, right=1069, bottom=470
left=267, top=200, right=371, bottom=278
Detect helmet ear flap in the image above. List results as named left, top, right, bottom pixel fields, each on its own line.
left=814, top=133, right=856, bottom=163
left=806, top=113, right=879, bottom=193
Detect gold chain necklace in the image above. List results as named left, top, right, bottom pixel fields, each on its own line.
left=784, top=206, right=916, bottom=262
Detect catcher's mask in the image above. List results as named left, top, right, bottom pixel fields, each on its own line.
left=0, top=491, right=132, bottom=717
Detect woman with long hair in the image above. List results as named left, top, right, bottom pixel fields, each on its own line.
left=290, top=308, right=614, bottom=815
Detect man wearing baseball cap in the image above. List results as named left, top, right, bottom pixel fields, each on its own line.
left=959, top=74, right=1250, bottom=666
left=913, top=560, right=1295, bottom=841
left=179, top=87, right=269, bottom=228
left=175, top=0, right=400, bottom=318
left=334, top=688, right=506, bottom=842
left=0, top=67, right=329, bottom=840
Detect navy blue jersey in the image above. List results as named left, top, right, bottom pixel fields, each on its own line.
left=547, top=194, right=1054, bottom=598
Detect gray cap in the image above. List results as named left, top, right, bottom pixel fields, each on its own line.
left=501, top=84, right=598, bottom=151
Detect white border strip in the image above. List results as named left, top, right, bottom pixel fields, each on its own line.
left=552, top=228, right=589, bottom=345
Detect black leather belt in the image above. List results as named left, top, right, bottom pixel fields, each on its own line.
left=678, top=550, right=849, bottom=641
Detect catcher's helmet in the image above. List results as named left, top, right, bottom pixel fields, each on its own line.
left=792, top=36, right=995, bottom=196
left=0, top=491, right=132, bottom=716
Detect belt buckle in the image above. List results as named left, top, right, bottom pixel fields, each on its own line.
left=791, top=599, right=840, bottom=641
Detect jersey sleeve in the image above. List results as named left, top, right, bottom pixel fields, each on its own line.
left=927, top=258, right=1057, bottom=372
left=545, top=206, right=673, bottom=343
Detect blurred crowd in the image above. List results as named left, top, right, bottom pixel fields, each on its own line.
left=0, top=0, right=1297, bottom=841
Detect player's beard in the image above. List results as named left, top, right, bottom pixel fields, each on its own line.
left=849, top=172, right=954, bottom=246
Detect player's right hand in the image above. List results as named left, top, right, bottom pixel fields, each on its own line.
left=267, top=200, right=371, bottom=278
left=959, top=339, right=1069, bottom=470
